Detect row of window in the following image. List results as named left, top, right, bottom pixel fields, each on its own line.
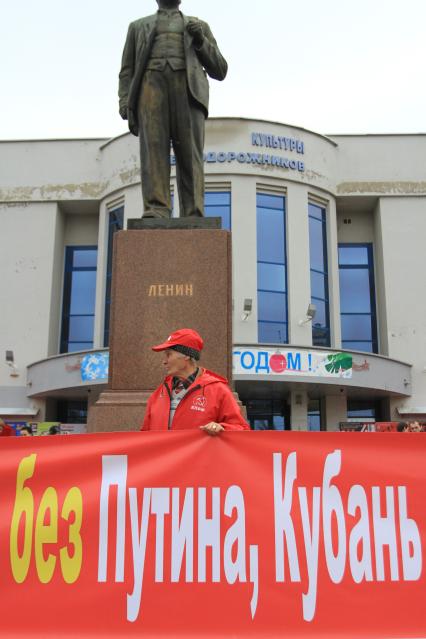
left=60, top=192, right=377, bottom=354
left=256, top=193, right=377, bottom=351
left=245, top=398, right=380, bottom=431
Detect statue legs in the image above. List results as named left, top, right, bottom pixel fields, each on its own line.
left=138, top=67, right=205, bottom=218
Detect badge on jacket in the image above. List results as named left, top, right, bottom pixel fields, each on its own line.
left=191, top=396, right=207, bottom=412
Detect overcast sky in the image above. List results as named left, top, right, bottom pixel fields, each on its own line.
left=1, top=0, right=425, bottom=140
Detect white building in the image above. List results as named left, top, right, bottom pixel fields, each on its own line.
left=1, top=118, right=425, bottom=430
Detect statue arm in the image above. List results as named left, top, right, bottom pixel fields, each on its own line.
left=118, top=23, right=136, bottom=119
left=193, top=22, right=228, bottom=81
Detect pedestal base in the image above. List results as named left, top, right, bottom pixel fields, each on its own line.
left=87, top=390, right=151, bottom=433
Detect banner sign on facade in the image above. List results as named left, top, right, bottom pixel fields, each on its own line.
left=81, top=352, right=109, bottom=381
left=0, top=431, right=424, bottom=637
left=77, top=350, right=354, bottom=384
left=233, top=348, right=353, bottom=378
left=171, top=131, right=306, bottom=173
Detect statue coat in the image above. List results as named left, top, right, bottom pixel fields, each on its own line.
left=118, top=12, right=228, bottom=136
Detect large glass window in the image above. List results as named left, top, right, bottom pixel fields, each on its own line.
left=245, top=398, right=290, bottom=431
left=347, top=399, right=380, bottom=422
left=204, top=191, right=231, bottom=230
left=60, top=246, right=98, bottom=353
left=339, top=244, right=377, bottom=352
left=104, top=207, right=124, bottom=346
left=257, top=193, right=288, bottom=343
left=309, top=203, right=330, bottom=346
left=57, top=400, right=88, bottom=424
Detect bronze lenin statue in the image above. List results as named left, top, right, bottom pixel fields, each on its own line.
left=118, top=0, right=228, bottom=218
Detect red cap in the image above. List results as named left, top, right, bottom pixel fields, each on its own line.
left=152, top=328, right=204, bottom=353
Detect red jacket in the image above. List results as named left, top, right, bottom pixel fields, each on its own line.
left=0, top=423, right=15, bottom=436
left=141, top=369, right=249, bottom=431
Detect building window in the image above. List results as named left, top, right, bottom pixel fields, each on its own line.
left=60, top=246, right=98, bottom=353
left=339, top=244, right=377, bottom=353
left=104, top=207, right=124, bottom=346
left=257, top=193, right=288, bottom=343
left=347, top=399, right=380, bottom=422
left=245, top=399, right=290, bottom=431
left=204, top=191, right=231, bottom=230
left=57, top=400, right=88, bottom=424
left=308, top=399, right=322, bottom=431
left=309, top=203, right=330, bottom=346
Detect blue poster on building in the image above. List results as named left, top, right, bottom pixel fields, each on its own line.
left=80, top=352, right=109, bottom=382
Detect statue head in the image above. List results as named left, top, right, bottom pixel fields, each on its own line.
left=157, top=0, right=181, bottom=8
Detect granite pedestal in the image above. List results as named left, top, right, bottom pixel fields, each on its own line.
left=87, top=227, right=234, bottom=432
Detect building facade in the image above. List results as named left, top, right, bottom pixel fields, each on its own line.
left=1, top=118, right=425, bottom=431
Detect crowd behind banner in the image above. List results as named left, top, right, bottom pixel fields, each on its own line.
left=1, top=418, right=425, bottom=436
left=339, top=420, right=425, bottom=432
left=0, top=419, right=87, bottom=436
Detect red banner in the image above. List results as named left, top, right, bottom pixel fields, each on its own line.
left=0, top=431, right=425, bottom=638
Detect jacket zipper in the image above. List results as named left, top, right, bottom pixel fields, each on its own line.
left=168, top=384, right=202, bottom=430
